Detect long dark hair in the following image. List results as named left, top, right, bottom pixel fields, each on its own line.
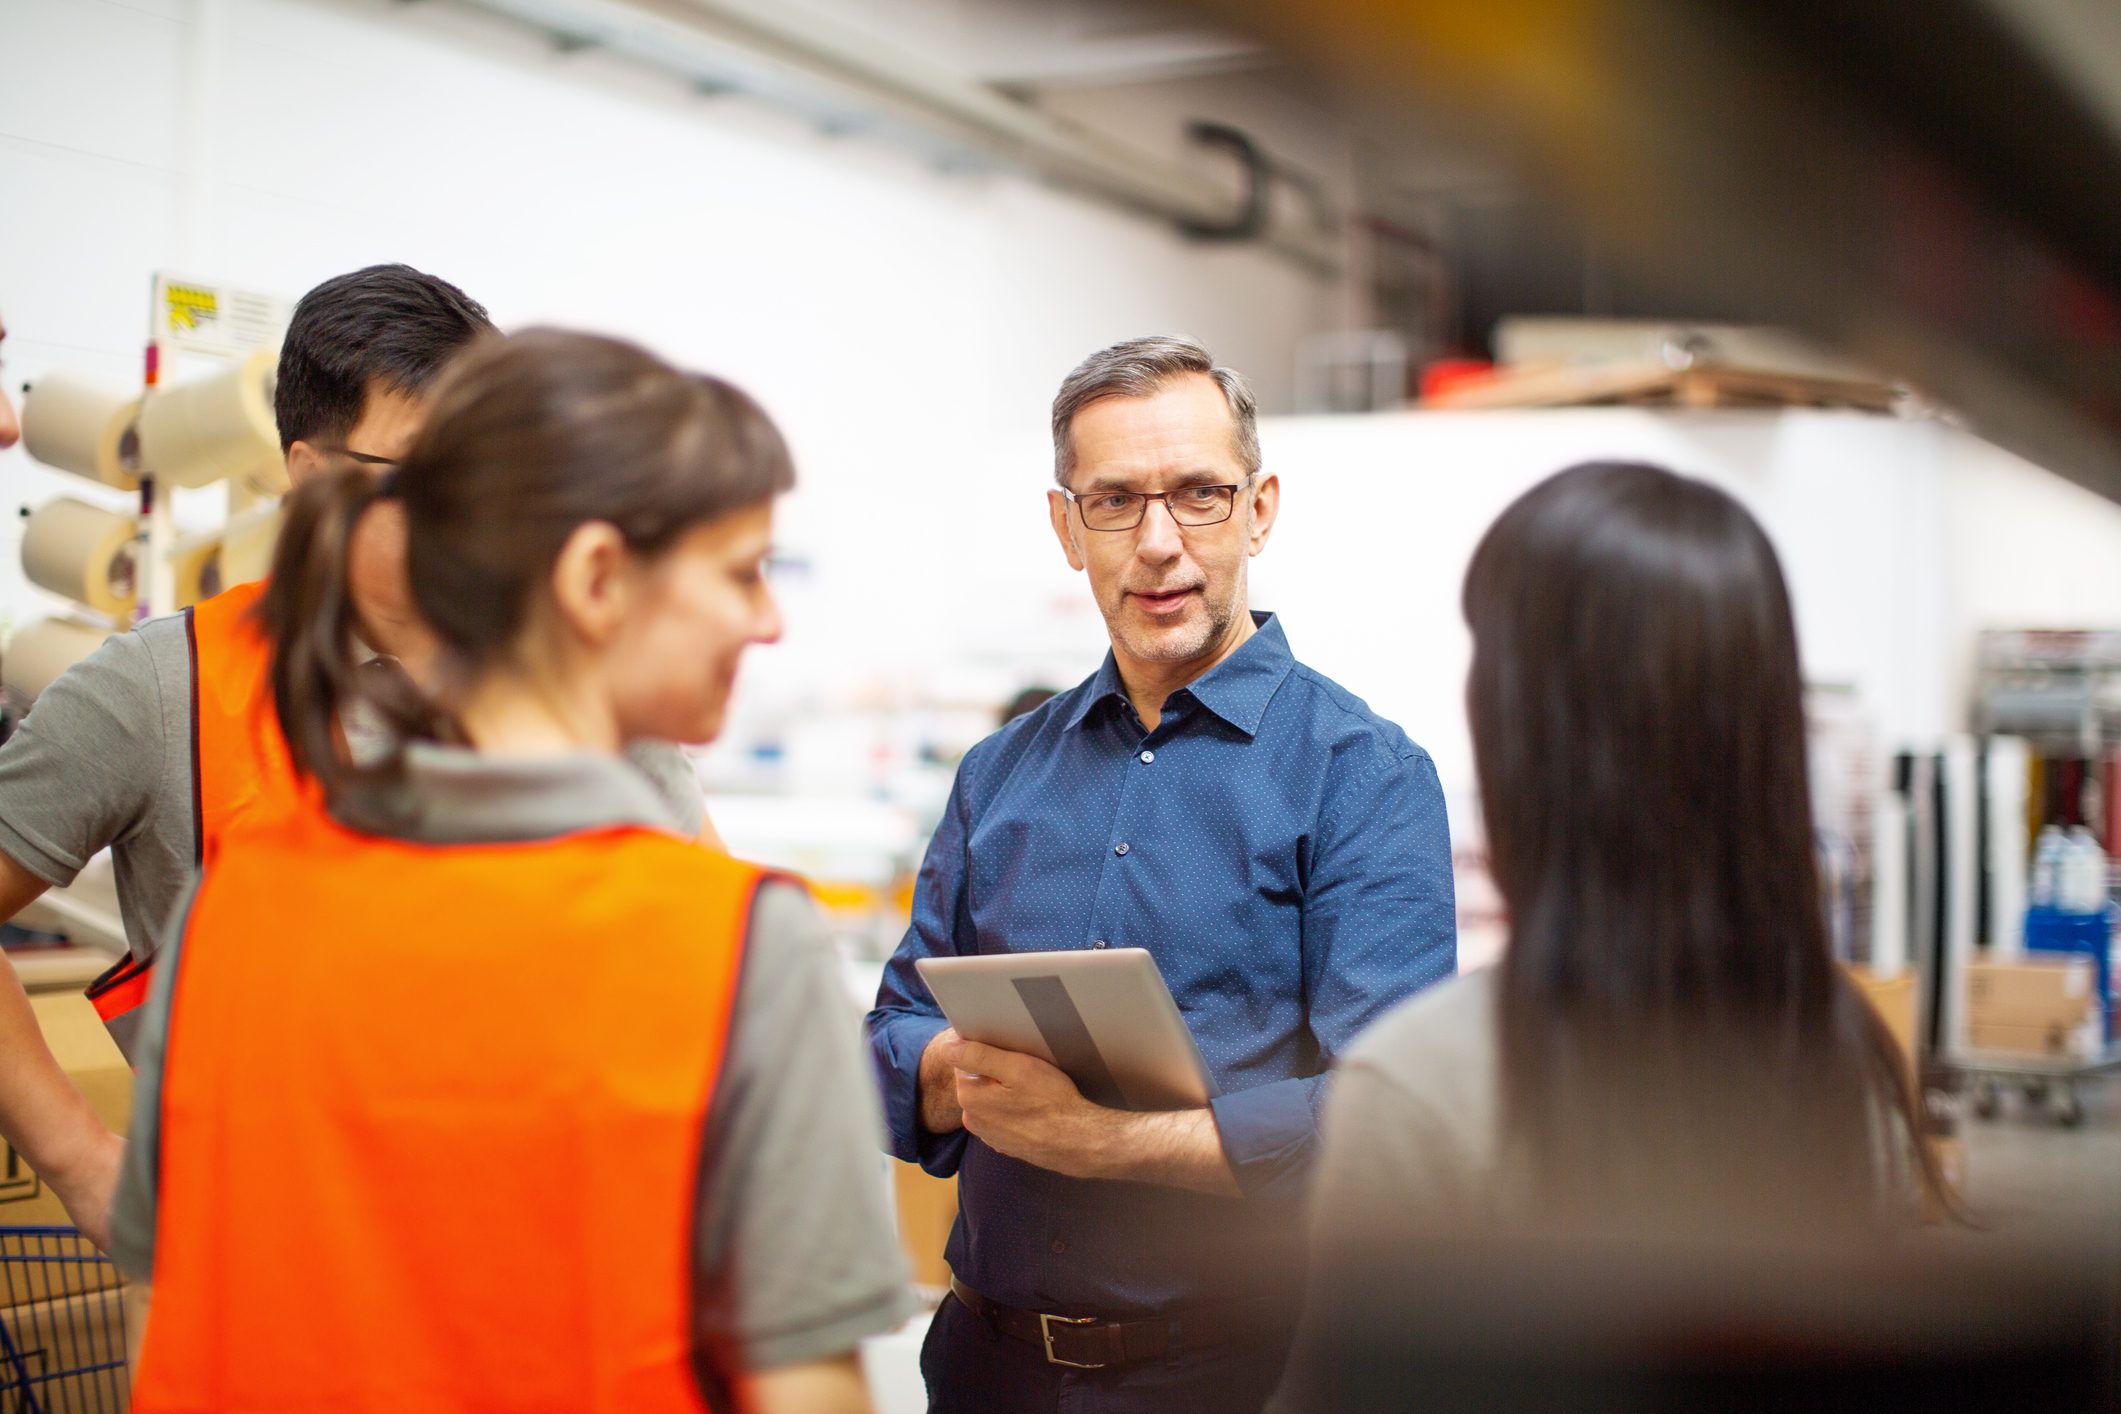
left=1465, top=461, right=1949, bottom=1229
left=259, top=327, right=795, bottom=800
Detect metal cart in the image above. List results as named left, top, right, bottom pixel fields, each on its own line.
left=1954, top=632, right=2121, bottom=1128
left=0, top=1227, right=130, bottom=1412
left=1960, top=1047, right=2121, bottom=1129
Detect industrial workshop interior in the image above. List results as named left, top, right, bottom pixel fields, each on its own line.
left=2, top=0, right=2119, bottom=1409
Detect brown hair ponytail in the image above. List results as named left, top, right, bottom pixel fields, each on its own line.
left=256, top=465, right=450, bottom=800
left=254, top=328, right=795, bottom=804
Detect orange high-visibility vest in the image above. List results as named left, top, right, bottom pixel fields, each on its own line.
left=86, top=580, right=293, bottom=1038
left=133, top=800, right=763, bottom=1413
left=187, top=578, right=300, bottom=864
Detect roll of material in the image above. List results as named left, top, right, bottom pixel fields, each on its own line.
left=172, top=538, right=224, bottom=609
left=21, top=498, right=140, bottom=620
left=20, top=376, right=143, bottom=490
left=2, top=618, right=113, bottom=704
left=137, top=348, right=279, bottom=490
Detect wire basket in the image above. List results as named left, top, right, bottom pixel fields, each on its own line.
left=0, top=1227, right=129, bottom=1413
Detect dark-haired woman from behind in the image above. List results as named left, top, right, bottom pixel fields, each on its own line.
left=110, top=330, right=910, bottom=1413
left=1269, top=461, right=1957, bottom=1410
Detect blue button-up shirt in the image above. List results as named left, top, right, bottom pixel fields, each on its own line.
left=867, top=613, right=1456, bottom=1317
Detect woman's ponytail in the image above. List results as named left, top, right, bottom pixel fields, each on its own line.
left=253, top=329, right=797, bottom=806
left=254, top=463, right=448, bottom=799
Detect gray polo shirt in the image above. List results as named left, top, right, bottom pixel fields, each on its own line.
left=0, top=609, right=704, bottom=961
left=109, top=743, right=913, bottom=1386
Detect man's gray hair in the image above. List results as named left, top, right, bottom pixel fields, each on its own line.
left=1050, top=335, right=1260, bottom=487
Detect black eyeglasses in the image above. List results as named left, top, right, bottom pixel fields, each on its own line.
left=1064, top=482, right=1247, bottom=532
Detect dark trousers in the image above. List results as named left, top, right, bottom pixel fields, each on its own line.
left=920, top=1289, right=1296, bottom=1414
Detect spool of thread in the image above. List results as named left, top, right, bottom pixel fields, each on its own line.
left=171, top=538, right=224, bottom=609
left=21, top=498, right=140, bottom=620
left=137, top=348, right=279, bottom=489
left=20, top=376, right=143, bottom=491
left=2, top=618, right=113, bottom=704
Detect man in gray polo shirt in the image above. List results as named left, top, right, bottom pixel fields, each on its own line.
left=0, top=305, right=131, bottom=1246
left=0, top=268, right=587, bottom=1248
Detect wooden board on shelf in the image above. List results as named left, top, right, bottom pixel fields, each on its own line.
left=1422, top=359, right=1902, bottom=413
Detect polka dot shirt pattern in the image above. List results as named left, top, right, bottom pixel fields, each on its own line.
left=867, top=614, right=1456, bottom=1317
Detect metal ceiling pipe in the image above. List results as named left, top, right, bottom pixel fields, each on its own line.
left=454, top=0, right=1346, bottom=277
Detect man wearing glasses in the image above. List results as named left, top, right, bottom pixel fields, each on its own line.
left=869, top=336, right=1456, bottom=1412
left=0, top=269, right=699, bottom=1249
left=0, top=268, right=500, bottom=1243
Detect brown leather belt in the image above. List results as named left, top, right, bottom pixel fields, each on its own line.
left=948, top=1275, right=1278, bottom=1370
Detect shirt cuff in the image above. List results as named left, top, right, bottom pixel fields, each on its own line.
left=1209, top=1074, right=1326, bottom=1205
left=0, top=818, right=85, bottom=890
left=869, top=1011, right=969, bottom=1176
left=741, top=1283, right=922, bottom=1373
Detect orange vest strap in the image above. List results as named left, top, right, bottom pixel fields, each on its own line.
left=84, top=953, right=155, bottom=1065
left=84, top=953, right=154, bottom=1023
left=184, top=579, right=297, bottom=871
left=181, top=603, right=204, bottom=864
left=91, top=582, right=285, bottom=1042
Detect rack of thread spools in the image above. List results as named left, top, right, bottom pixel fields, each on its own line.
left=3, top=276, right=288, bottom=716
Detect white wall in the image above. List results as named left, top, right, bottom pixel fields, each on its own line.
left=10, top=0, right=2121, bottom=805
left=1252, top=407, right=2121, bottom=842
left=0, top=0, right=1342, bottom=688
left=1940, top=432, right=2121, bottom=715
left=1250, top=409, right=1960, bottom=832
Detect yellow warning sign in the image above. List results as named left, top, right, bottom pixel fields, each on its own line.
left=164, top=283, right=220, bottom=335
left=152, top=272, right=290, bottom=359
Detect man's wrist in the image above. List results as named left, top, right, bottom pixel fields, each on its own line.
left=916, top=1026, right=964, bottom=1135
left=37, top=1118, right=118, bottom=1194
left=1070, top=1105, right=1136, bottom=1182
left=1078, top=1106, right=1235, bottom=1194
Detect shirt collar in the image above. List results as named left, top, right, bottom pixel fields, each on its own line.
left=1064, top=611, right=1294, bottom=739
left=337, top=742, right=682, bottom=844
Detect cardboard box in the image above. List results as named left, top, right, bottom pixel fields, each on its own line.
left=0, top=1282, right=135, bottom=1408
left=3, top=946, right=118, bottom=995
left=1964, top=1019, right=2088, bottom=1059
left=0, top=990, right=132, bottom=1307
left=1964, top=958, right=2095, bottom=1030
left=892, top=1161, right=957, bottom=1293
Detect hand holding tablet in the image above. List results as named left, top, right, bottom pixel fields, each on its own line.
left=916, top=948, right=1218, bottom=1111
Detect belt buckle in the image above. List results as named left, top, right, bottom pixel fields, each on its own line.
left=1038, top=1311, right=1105, bottom=1369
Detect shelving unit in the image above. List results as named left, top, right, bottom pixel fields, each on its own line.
left=1949, top=631, right=2121, bottom=1126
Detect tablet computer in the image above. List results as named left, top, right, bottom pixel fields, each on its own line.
left=915, top=948, right=1217, bottom=1111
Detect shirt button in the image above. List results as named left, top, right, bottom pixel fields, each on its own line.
left=1139, top=750, right=1155, bottom=764
left=1050, top=1238, right=1069, bottom=1255
left=1091, top=939, right=1108, bottom=949
left=1114, top=842, right=1130, bottom=856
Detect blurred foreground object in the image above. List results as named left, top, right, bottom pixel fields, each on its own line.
left=1273, top=1237, right=2115, bottom=1412
left=1175, top=0, right=2121, bottom=501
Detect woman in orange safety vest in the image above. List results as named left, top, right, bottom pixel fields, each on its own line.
left=109, top=329, right=912, bottom=1413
